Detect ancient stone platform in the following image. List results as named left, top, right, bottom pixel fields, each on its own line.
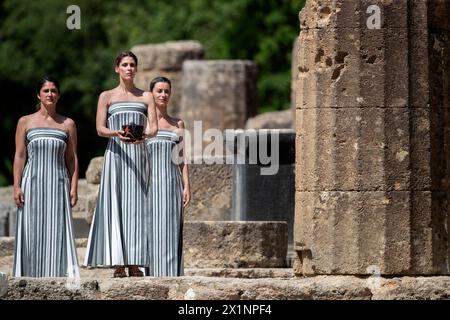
left=1, top=220, right=288, bottom=272
left=2, top=274, right=450, bottom=300
left=2, top=234, right=450, bottom=300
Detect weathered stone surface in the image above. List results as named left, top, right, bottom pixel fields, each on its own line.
left=84, top=192, right=98, bottom=225
left=134, top=70, right=180, bottom=91
left=0, top=186, right=13, bottom=204
left=72, top=212, right=90, bottom=239
left=296, top=107, right=413, bottom=191
left=245, top=110, right=293, bottom=129
left=294, top=191, right=448, bottom=275
left=409, top=2, right=429, bottom=108
left=296, top=106, right=450, bottom=191
left=371, top=276, right=450, bottom=300
left=1, top=240, right=292, bottom=280
left=0, top=272, right=7, bottom=298
left=72, top=180, right=98, bottom=210
left=295, top=191, right=403, bottom=275
left=179, top=60, right=257, bottom=136
left=291, top=36, right=299, bottom=121
left=97, top=279, right=170, bottom=300
left=8, top=211, right=15, bottom=238
left=185, top=160, right=232, bottom=221
left=72, top=179, right=99, bottom=213
left=296, top=27, right=408, bottom=109
left=0, top=192, right=14, bottom=237
left=427, top=6, right=449, bottom=105
left=409, top=191, right=449, bottom=274
left=184, top=221, right=288, bottom=268
left=299, top=0, right=408, bottom=29
left=131, top=41, right=204, bottom=71
left=429, top=33, right=450, bottom=112
left=71, top=179, right=99, bottom=228
left=166, top=276, right=372, bottom=300
left=1, top=240, right=292, bottom=279
left=0, top=237, right=14, bottom=257
left=85, top=156, right=104, bottom=185
left=3, top=275, right=450, bottom=300
left=3, top=220, right=288, bottom=271
left=429, top=0, right=450, bottom=31
left=294, top=0, right=450, bottom=276
left=185, top=268, right=293, bottom=279
left=4, top=278, right=98, bottom=300
left=0, top=203, right=14, bottom=237
left=75, top=238, right=88, bottom=248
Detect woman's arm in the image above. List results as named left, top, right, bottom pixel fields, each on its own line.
left=96, top=91, right=131, bottom=143
left=143, top=91, right=158, bottom=139
left=65, top=118, right=79, bottom=207
left=96, top=91, right=122, bottom=138
left=13, top=116, right=27, bottom=207
left=178, top=119, right=190, bottom=207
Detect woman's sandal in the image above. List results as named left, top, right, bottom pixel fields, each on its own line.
left=113, top=266, right=127, bottom=278
left=128, top=266, right=144, bottom=277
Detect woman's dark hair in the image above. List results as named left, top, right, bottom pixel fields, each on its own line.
left=115, top=51, right=138, bottom=67
left=150, top=76, right=171, bottom=91
left=37, top=75, right=60, bottom=94
left=36, top=75, right=60, bottom=109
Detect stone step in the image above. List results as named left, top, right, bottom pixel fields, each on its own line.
left=185, top=268, right=293, bottom=279
left=1, top=248, right=292, bottom=279
left=1, top=221, right=288, bottom=271
left=2, top=274, right=450, bottom=300
left=2, top=243, right=292, bottom=280
left=2, top=245, right=292, bottom=280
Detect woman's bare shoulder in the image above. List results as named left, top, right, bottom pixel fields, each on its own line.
left=17, top=111, right=39, bottom=130
left=99, top=89, right=114, bottom=102
left=141, top=90, right=153, bottom=102
left=17, top=113, right=36, bottom=130
left=175, top=118, right=185, bottom=128
left=62, top=116, right=76, bottom=128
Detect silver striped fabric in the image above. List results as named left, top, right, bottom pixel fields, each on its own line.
left=13, top=128, right=79, bottom=278
left=84, top=101, right=151, bottom=267
left=146, top=130, right=184, bottom=276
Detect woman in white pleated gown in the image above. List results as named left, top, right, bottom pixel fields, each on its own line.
left=84, top=51, right=158, bottom=278
left=146, top=76, right=190, bottom=276
left=13, top=76, right=79, bottom=278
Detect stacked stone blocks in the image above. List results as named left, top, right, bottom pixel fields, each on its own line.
left=294, top=0, right=450, bottom=275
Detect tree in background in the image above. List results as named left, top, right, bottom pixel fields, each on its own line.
left=0, top=0, right=305, bottom=185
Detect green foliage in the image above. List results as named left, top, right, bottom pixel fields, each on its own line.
left=0, top=0, right=305, bottom=186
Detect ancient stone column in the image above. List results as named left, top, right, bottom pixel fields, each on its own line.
left=180, top=60, right=258, bottom=156
left=180, top=60, right=257, bottom=132
left=131, top=41, right=204, bottom=117
left=291, top=36, right=300, bottom=121
left=294, top=0, right=450, bottom=275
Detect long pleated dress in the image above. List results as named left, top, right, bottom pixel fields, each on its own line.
left=84, top=101, right=150, bottom=267
left=13, top=128, right=79, bottom=278
left=146, top=130, right=184, bottom=276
